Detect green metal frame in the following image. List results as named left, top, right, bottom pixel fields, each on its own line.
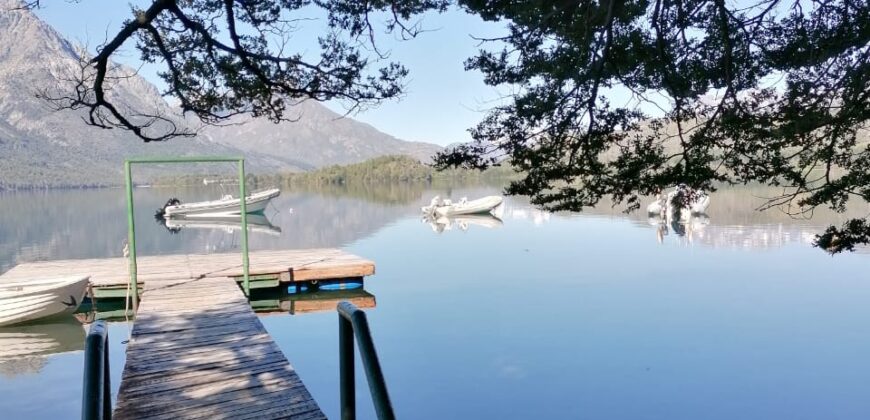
left=124, top=156, right=251, bottom=309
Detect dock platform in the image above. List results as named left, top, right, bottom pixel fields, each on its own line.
left=0, top=248, right=375, bottom=297
left=0, top=248, right=377, bottom=419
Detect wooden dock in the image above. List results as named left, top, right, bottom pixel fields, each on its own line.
left=0, top=248, right=375, bottom=297
left=0, top=248, right=377, bottom=419
left=113, top=276, right=326, bottom=419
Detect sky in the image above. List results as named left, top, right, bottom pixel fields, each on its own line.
left=33, top=1, right=511, bottom=146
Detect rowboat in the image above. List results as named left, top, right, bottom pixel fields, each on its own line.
left=163, top=188, right=280, bottom=218
left=422, top=196, right=503, bottom=217
left=0, top=276, right=90, bottom=327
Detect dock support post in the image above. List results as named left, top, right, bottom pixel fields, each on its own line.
left=124, top=160, right=139, bottom=310
left=238, top=159, right=250, bottom=296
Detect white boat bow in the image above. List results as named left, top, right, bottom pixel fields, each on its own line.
left=0, top=276, right=90, bottom=327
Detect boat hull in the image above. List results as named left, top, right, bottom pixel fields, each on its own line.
left=0, top=276, right=90, bottom=327
left=432, top=196, right=504, bottom=217
left=164, top=188, right=280, bottom=217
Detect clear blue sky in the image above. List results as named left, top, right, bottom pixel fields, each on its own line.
left=34, top=1, right=510, bottom=146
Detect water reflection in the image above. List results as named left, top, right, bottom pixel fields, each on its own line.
left=424, top=214, right=504, bottom=233
left=503, top=206, right=551, bottom=226
left=3, top=184, right=870, bottom=419
left=0, top=316, right=85, bottom=377
left=582, top=186, right=870, bottom=251
left=251, top=288, right=376, bottom=316
left=648, top=214, right=711, bottom=244
left=161, top=213, right=282, bottom=236
left=3, top=185, right=869, bottom=273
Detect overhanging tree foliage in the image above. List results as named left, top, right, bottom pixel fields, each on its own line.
left=436, top=0, right=869, bottom=253
left=27, top=0, right=447, bottom=141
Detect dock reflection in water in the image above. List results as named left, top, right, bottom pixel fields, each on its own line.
left=251, top=280, right=376, bottom=316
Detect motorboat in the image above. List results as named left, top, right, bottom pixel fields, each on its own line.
left=422, top=195, right=503, bottom=217
left=162, top=188, right=280, bottom=218
left=647, top=186, right=711, bottom=217
left=163, top=213, right=282, bottom=236
left=0, top=276, right=90, bottom=327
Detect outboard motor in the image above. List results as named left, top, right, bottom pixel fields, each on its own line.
left=154, top=197, right=182, bottom=221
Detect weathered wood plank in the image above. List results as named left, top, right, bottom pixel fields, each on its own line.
left=113, top=274, right=327, bottom=419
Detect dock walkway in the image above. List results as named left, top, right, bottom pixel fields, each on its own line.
left=0, top=248, right=376, bottom=419
left=113, top=276, right=326, bottom=419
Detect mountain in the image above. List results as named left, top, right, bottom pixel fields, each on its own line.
left=200, top=102, right=441, bottom=168
left=0, top=1, right=440, bottom=189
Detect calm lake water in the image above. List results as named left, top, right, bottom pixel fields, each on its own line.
left=1, top=183, right=869, bottom=419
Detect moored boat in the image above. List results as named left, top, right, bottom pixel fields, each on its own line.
left=647, top=186, right=711, bottom=217
left=163, top=188, right=280, bottom=218
left=0, top=276, right=90, bottom=327
left=422, top=195, right=503, bottom=217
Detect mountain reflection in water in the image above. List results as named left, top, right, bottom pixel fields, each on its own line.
left=2, top=184, right=868, bottom=273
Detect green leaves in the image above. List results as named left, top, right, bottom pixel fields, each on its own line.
left=439, top=0, right=870, bottom=252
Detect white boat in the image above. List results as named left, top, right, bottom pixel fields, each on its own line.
left=422, top=196, right=504, bottom=217
left=164, top=213, right=282, bottom=236
left=163, top=188, right=280, bottom=218
left=0, top=276, right=90, bottom=327
left=647, top=187, right=711, bottom=217
left=647, top=195, right=666, bottom=215
left=690, top=193, right=711, bottom=213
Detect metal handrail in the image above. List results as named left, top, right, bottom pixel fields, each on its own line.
left=82, top=321, right=111, bottom=420
left=338, top=301, right=395, bottom=420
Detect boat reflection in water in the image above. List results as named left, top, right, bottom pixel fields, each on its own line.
left=162, top=213, right=281, bottom=236
left=424, top=214, right=504, bottom=233
left=250, top=280, right=376, bottom=316
left=649, top=213, right=711, bottom=244
left=0, top=316, right=85, bottom=377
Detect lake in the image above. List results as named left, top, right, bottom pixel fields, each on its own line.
left=1, top=183, right=869, bottom=419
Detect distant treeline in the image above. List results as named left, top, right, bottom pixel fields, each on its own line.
left=151, top=155, right=518, bottom=188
